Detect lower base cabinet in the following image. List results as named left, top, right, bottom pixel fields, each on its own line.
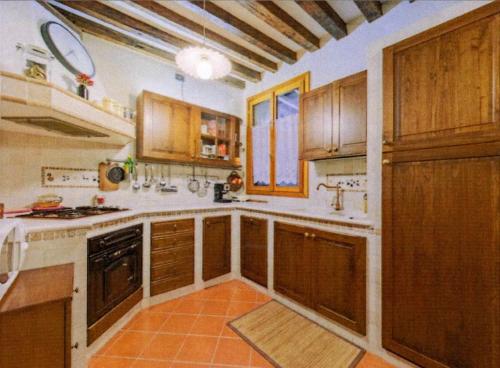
left=240, top=216, right=268, bottom=287
left=274, top=222, right=366, bottom=335
left=150, top=219, right=195, bottom=296
left=203, top=215, right=231, bottom=281
left=0, top=264, right=74, bottom=368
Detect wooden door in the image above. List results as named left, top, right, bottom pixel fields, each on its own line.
left=240, top=216, right=268, bottom=287
left=383, top=5, right=500, bottom=152
left=137, top=91, right=196, bottom=162
left=311, top=229, right=366, bottom=335
left=274, top=222, right=311, bottom=307
left=203, top=216, right=231, bottom=281
left=299, top=84, right=334, bottom=160
left=382, top=148, right=500, bottom=368
left=336, top=71, right=367, bottom=156
left=150, top=219, right=195, bottom=296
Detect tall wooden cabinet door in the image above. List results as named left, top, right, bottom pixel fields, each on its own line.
left=384, top=5, right=500, bottom=151
left=240, top=216, right=268, bottom=287
left=299, top=84, right=335, bottom=160
left=382, top=151, right=500, bottom=368
left=336, top=71, right=367, bottom=156
left=311, top=230, right=366, bottom=335
left=203, top=216, right=231, bottom=281
left=137, top=91, right=196, bottom=162
left=274, top=222, right=311, bottom=307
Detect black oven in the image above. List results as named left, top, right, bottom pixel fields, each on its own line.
left=87, top=224, right=143, bottom=326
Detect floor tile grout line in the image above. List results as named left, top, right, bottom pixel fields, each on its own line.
left=171, top=297, right=205, bottom=363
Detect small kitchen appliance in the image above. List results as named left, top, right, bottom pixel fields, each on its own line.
left=214, top=183, right=232, bottom=203
left=15, top=206, right=127, bottom=219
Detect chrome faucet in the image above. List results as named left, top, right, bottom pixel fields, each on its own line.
left=316, top=182, right=343, bottom=211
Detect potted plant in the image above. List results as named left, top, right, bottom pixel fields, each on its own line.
left=76, top=73, right=94, bottom=100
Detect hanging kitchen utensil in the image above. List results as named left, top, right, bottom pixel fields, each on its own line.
left=161, top=164, right=178, bottom=192
left=132, top=164, right=140, bottom=191
left=159, top=165, right=167, bottom=187
left=197, top=170, right=209, bottom=198
left=107, top=164, right=126, bottom=184
left=227, top=170, right=243, bottom=192
left=99, top=162, right=119, bottom=191
left=187, top=165, right=200, bottom=193
left=142, top=164, right=152, bottom=188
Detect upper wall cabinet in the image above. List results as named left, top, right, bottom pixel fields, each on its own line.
left=299, top=71, right=367, bottom=161
left=383, top=5, right=500, bottom=152
left=137, top=91, right=241, bottom=168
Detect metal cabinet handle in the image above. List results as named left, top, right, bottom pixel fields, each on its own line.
left=310, top=234, right=316, bottom=239
left=304, top=232, right=310, bottom=238
left=382, top=159, right=391, bottom=165
left=73, top=287, right=79, bottom=294
left=71, top=342, right=79, bottom=350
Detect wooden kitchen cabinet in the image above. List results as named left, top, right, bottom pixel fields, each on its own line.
left=0, top=264, right=74, bottom=368
left=299, top=71, right=367, bottom=160
left=240, top=216, right=268, bottom=287
left=383, top=4, right=499, bottom=152
left=274, top=222, right=311, bottom=307
left=312, top=229, right=366, bottom=335
left=203, top=215, right=231, bottom=281
left=150, top=219, right=194, bottom=296
left=274, top=222, right=366, bottom=334
left=137, top=90, right=241, bottom=168
left=382, top=4, right=500, bottom=368
left=137, top=91, right=197, bottom=163
left=300, top=84, right=334, bottom=159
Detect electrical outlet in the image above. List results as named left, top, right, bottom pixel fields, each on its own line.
left=175, top=73, right=185, bottom=82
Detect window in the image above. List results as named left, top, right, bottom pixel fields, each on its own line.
left=246, top=73, right=309, bottom=197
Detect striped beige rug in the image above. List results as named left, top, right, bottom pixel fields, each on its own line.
left=229, top=301, right=364, bottom=368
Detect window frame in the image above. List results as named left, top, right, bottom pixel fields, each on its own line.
left=246, top=72, right=310, bottom=197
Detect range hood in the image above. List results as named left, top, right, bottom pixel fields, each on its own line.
left=0, top=71, right=135, bottom=145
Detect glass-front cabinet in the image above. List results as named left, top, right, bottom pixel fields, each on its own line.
left=195, top=109, right=241, bottom=167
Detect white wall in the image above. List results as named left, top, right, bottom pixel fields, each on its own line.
left=0, top=0, right=244, bottom=209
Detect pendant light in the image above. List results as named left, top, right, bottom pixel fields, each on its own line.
left=176, top=0, right=231, bottom=80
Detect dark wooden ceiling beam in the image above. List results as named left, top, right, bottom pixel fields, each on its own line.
left=55, top=0, right=261, bottom=82
left=186, top=1, right=297, bottom=64
left=57, top=8, right=245, bottom=89
left=354, top=1, right=383, bottom=23
left=236, top=0, right=320, bottom=52
left=295, top=1, right=347, bottom=40
left=130, top=0, right=277, bottom=72
left=36, top=0, right=82, bottom=36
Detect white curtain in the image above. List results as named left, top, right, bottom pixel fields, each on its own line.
left=275, top=113, right=299, bottom=186
left=252, top=124, right=270, bottom=186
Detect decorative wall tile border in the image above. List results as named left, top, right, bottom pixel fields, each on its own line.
left=25, top=206, right=373, bottom=242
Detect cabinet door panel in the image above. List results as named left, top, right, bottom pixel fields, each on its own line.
left=274, top=223, right=311, bottom=306
left=383, top=155, right=500, bottom=368
left=385, top=11, right=500, bottom=150
left=337, top=72, right=367, bottom=156
left=312, top=231, right=366, bottom=335
left=203, top=216, right=231, bottom=281
left=299, top=85, right=334, bottom=160
left=241, top=216, right=268, bottom=287
left=138, top=91, right=195, bottom=162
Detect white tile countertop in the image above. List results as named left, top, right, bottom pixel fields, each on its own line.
left=6, top=202, right=373, bottom=234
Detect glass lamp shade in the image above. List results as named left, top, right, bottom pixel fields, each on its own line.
left=176, top=46, right=232, bottom=80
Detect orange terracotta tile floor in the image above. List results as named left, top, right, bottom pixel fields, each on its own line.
left=89, top=280, right=394, bottom=368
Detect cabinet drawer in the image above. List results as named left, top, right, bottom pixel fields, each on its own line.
left=151, top=233, right=194, bottom=251
left=151, top=274, right=194, bottom=296
left=151, top=260, right=193, bottom=281
left=151, top=246, right=193, bottom=266
left=152, top=219, right=194, bottom=236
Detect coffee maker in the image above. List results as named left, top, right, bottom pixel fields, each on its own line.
left=214, top=183, right=232, bottom=203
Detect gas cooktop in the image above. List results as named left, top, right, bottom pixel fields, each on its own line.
left=16, top=206, right=128, bottom=219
